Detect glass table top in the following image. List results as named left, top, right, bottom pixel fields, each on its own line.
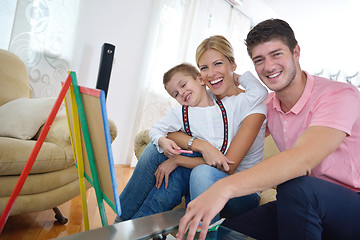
left=58, top=208, right=254, bottom=240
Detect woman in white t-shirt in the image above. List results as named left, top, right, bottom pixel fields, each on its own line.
left=115, top=36, right=268, bottom=223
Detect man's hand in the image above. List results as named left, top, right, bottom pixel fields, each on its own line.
left=154, top=157, right=178, bottom=189
left=176, top=182, right=229, bottom=240
left=158, top=137, right=181, bottom=158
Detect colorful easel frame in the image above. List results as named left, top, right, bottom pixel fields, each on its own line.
left=63, top=78, right=90, bottom=230
left=63, top=72, right=121, bottom=228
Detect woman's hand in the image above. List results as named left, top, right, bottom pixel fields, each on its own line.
left=176, top=181, right=229, bottom=240
left=158, top=137, right=181, bottom=158
left=199, top=141, right=234, bottom=171
left=154, top=157, right=179, bottom=189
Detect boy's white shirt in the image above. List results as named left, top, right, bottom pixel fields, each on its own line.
left=149, top=71, right=268, bottom=173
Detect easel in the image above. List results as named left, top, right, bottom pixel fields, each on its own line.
left=63, top=72, right=121, bottom=229
left=0, top=72, right=121, bottom=232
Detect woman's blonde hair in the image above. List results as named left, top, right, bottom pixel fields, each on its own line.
left=195, top=35, right=235, bottom=67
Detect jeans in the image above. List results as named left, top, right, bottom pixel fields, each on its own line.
left=116, top=143, right=199, bottom=221
left=190, top=164, right=260, bottom=222
left=223, top=176, right=360, bottom=240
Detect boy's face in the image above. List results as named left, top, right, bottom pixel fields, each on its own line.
left=198, top=49, right=236, bottom=99
left=250, top=39, right=299, bottom=93
left=165, top=71, right=206, bottom=107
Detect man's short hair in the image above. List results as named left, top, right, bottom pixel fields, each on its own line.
left=245, top=18, right=298, bottom=57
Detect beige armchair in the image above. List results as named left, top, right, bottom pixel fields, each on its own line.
left=0, top=49, right=117, bottom=224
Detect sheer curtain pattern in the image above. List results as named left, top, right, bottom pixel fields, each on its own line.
left=8, top=0, right=81, bottom=98
left=135, top=0, right=188, bottom=133
left=129, top=0, right=252, bottom=166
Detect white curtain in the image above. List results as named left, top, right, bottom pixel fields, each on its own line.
left=129, top=0, right=252, bottom=166
left=7, top=0, right=81, bottom=98
left=0, top=1, right=17, bottom=49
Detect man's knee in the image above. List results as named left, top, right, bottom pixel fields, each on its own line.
left=278, top=175, right=309, bottom=189
left=277, top=176, right=316, bottom=204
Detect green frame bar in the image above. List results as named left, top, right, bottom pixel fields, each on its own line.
left=70, top=72, right=108, bottom=226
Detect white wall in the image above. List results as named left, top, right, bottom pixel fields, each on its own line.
left=72, top=1, right=154, bottom=165
left=69, top=0, right=279, bottom=165
left=70, top=0, right=360, bottom=165
left=2, top=1, right=356, bottom=165
left=256, top=0, right=360, bottom=76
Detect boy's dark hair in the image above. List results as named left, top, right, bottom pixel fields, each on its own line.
left=163, top=63, right=199, bottom=86
left=245, top=19, right=298, bottom=57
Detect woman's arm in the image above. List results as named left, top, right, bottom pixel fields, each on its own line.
left=167, top=132, right=233, bottom=171
left=167, top=113, right=266, bottom=174
left=220, top=72, right=267, bottom=173
left=166, top=131, right=191, bottom=149
left=225, top=113, right=266, bottom=174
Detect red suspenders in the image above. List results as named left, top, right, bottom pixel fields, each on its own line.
left=182, top=100, right=228, bottom=154
left=182, top=105, right=192, bottom=136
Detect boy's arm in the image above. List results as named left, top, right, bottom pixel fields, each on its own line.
left=237, top=71, right=268, bottom=104
left=149, top=108, right=182, bottom=154
left=157, top=137, right=182, bottom=157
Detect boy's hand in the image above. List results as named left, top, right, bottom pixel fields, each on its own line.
left=158, top=137, right=181, bottom=158
left=233, top=72, right=241, bottom=87
left=155, top=158, right=178, bottom=189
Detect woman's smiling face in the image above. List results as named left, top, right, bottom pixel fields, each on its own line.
left=198, top=49, right=237, bottom=99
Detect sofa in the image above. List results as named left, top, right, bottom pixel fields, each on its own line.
left=0, top=49, right=117, bottom=223
left=133, top=130, right=279, bottom=207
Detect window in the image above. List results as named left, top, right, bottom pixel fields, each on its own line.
left=131, top=0, right=252, bottom=165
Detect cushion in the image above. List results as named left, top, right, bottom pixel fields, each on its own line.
left=35, top=114, right=71, bottom=147
left=0, top=136, right=74, bottom=175
left=0, top=49, right=32, bottom=106
left=0, top=97, right=59, bottom=140
left=134, top=129, right=150, bottom=159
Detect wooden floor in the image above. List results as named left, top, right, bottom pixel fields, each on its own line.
left=0, top=165, right=134, bottom=240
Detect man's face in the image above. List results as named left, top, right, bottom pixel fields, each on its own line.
left=250, top=39, right=298, bottom=93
